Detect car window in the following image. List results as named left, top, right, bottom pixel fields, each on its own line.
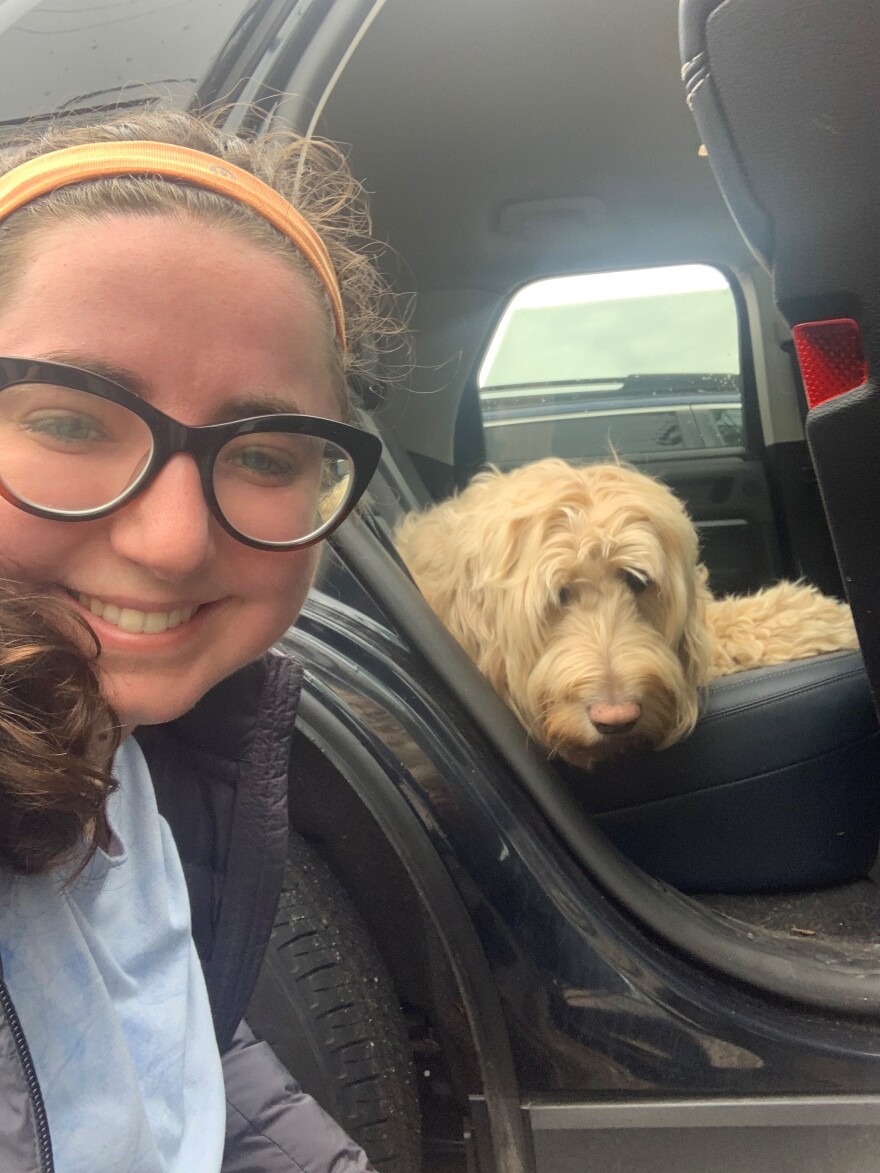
left=0, top=0, right=248, bottom=128
left=477, top=263, right=744, bottom=469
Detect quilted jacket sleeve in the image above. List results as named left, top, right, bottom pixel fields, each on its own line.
left=221, top=1021, right=376, bottom=1173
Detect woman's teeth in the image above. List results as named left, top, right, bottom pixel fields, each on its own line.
left=76, top=593, right=198, bottom=634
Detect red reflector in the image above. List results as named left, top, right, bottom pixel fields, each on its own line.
left=792, top=319, right=867, bottom=409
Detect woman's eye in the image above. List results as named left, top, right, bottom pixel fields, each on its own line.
left=225, top=445, right=298, bottom=482
left=22, top=411, right=107, bottom=444
left=622, top=570, right=650, bottom=595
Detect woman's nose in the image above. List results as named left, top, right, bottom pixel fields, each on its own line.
left=109, top=454, right=216, bottom=579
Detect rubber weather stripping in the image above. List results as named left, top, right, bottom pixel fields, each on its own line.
left=0, top=973, right=53, bottom=1172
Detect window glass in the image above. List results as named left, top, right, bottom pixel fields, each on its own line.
left=478, top=264, right=744, bottom=469
left=0, top=0, right=248, bottom=128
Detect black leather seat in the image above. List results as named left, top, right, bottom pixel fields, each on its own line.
left=557, top=652, right=880, bottom=892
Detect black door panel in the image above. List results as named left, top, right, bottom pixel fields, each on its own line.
left=628, top=454, right=784, bottom=595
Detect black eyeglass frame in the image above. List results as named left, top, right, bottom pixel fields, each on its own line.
left=0, top=356, right=382, bottom=550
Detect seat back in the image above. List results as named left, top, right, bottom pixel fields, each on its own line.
left=680, top=0, right=880, bottom=712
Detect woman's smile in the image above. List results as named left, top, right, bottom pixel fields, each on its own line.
left=68, top=589, right=207, bottom=637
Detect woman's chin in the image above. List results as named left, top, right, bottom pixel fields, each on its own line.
left=99, top=670, right=217, bottom=731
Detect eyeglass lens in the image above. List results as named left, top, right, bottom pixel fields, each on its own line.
left=0, top=383, right=355, bottom=545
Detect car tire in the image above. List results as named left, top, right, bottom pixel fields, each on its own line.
left=246, top=829, right=422, bottom=1172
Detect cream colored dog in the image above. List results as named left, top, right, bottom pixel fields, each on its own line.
left=395, top=459, right=858, bottom=769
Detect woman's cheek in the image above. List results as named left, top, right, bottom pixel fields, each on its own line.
left=246, top=545, right=322, bottom=642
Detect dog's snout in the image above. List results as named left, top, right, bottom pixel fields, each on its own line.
left=588, top=701, right=642, bottom=735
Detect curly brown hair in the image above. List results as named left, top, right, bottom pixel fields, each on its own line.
left=0, top=107, right=406, bottom=417
left=0, top=581, right=120, bottom=879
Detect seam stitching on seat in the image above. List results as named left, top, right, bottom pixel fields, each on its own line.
left=700, top=671, right=866, bottom=725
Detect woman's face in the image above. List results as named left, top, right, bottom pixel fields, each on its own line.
left=0, top=214, right=339, bottom=728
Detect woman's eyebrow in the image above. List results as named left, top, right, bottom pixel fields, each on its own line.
left=39, top=351, right=307, bottom=418
left=212, top=394, right=307, bottom=421
left=42, top=350, right=151, bottom=397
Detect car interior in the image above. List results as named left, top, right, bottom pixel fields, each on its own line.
left=1, top=1, right=879, bottom=1166
left=12, top=0, right=877, bottom=1035
left=274, top=0, right=880, bottom=995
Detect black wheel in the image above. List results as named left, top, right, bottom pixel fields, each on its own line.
left=247, top=830, right=422, bottom=1172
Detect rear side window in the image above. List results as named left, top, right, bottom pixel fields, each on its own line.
left=478, top=264, right=743, bottom=469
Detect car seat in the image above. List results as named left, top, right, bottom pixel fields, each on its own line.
left=555, top=651, right=880, bottom=892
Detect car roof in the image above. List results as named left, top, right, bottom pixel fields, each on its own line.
left=319, top=0, right=748, bottom=291
left=313, top=0, right=757, bottom=465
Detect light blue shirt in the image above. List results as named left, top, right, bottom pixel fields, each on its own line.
left=0, top=737, right=226, bottom=1172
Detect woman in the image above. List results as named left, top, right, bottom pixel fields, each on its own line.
left=0, top=107, right=398, bottom=1171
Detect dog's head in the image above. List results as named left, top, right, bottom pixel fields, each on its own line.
left=398, top=459, right=713, bottom=767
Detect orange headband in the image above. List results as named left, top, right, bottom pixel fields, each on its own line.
left=0, top=141, right=346, bottom=349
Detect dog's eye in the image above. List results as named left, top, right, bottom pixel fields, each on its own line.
left=558, top=586, right=574, bottom=606
left=622, top=570, right=650, bottom=595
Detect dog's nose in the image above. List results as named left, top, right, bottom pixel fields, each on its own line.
left=588, top=701, right=642, bottom=735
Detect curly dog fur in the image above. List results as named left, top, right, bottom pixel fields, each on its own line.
left=395, top=459, right=857, bottom=768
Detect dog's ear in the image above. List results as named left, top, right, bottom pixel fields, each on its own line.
left=394, top=483, right=525, bottom=673
left=671, top=561, right=713, bottom=738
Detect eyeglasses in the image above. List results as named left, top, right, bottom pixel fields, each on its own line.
left=0, top=357, right=381, bottom=550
